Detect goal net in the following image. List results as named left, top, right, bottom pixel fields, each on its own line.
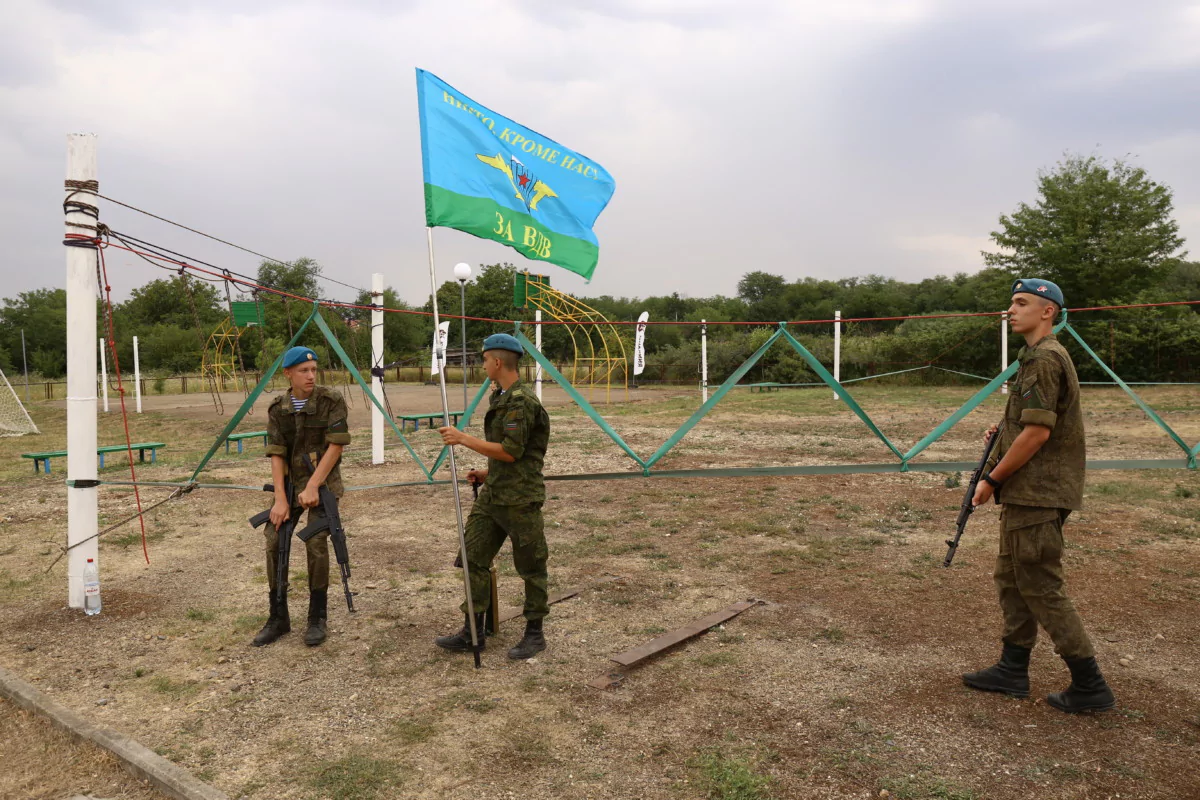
left=0, top=367, right=39, bottom=436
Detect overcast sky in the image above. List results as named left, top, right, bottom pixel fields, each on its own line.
left=3, top=0, right=1199, bottom=309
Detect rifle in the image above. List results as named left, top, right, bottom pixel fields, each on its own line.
left=248, top=479, right=302, bottom=609
left=944, top=422, right=1004, bottom=568
left=295, top=454, right=356, bottom=613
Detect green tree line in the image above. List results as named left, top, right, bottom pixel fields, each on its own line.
left=1, top=154, right=1197, bottom=385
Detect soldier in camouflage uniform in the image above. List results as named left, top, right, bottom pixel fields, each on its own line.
left=435, top=333, right=552, bottom=660
left=964, top=279, right=1115, bottom=713
left=252, top=346, right=351, bottom=648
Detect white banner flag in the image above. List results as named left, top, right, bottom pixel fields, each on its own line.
left=430, top=321, right=450, bottom=376
left=633, top=311, right=649, bottom=376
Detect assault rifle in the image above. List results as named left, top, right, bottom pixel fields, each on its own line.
left=246, top=460, right=352, bottom=609
left=944, top=422, right=1004, bottom=568
left=248, top=479, right=302, bottom=610
left=294, top=454, right=356, bottom=612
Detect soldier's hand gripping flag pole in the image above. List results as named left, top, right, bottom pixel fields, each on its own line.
left=426, top=228, right=482, bottom=668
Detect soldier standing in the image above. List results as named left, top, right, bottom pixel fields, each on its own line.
left=252, top=346, right=351, bottom=648
left=963, top=279, right=1115, bottom=713
left=435, top=333, right=551, bottom=660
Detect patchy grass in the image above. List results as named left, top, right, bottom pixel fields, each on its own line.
left=691, top=747, right=774, bottom=800
left=302, top=751, right=406, bottom=800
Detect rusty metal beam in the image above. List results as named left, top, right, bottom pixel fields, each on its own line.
left=609, top=599, right=763, bottom=667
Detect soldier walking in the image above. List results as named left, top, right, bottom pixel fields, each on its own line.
left=963, top=279, right=1115, bottom=713
left=435, top=333, right=551, bottom=660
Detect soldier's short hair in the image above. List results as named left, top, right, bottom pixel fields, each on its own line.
left=488, top=349, right=519, bottom=372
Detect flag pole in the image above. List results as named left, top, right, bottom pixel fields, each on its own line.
left=427, top=227, right=482, bottom=668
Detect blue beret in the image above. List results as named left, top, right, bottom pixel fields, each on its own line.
left=1012, top=278, right=1064, bottom=309
left=482, top=333, right=523, bottom=355
left=282, top=346, right=318, bottom=368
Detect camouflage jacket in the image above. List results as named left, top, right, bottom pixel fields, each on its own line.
left=265, top=385, right=351, bottom=498
left=990, top=334, right=1085, bottom=511
left=478, top=378, right=550, bottom=506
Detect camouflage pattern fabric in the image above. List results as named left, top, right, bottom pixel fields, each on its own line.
left=264, top=385, right=351, bottom=497
left=477, top=378, right=550, bottom=506
left=460, top=500, right=549, bottom=621
left=263, top=504, right=330, bottom=592
left=994, top=506, right=1094, bottom=659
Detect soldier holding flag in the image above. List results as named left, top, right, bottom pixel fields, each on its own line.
left=435, top=333, right=552, bottom=660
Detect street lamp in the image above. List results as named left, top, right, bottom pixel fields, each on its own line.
left=453, top=262, right=472, bottom=412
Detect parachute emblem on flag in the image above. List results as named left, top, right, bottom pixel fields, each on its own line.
left=476, top=153, right=558, bottom=212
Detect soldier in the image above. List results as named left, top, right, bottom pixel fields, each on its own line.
left=252, top=346, right=351, bottom=648
left=435, top=333, right=551, bottom=660
left=963, top=279, right=1115, bottom=713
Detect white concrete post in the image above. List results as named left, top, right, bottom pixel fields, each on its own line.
left=99, top=338, right=109, bottom=412
left=371, top=273, right=384, bottom=465
left=833, top=310, right=842, bottom=400
left=66, top=133, right=99, bottom=609
left=701, top=320, right=709, bottom=403
left=1001, top=311, right=1009, bottom=394
left=534, top=309, right=543, bottom=402
left=133, top=336, right=142, bottom=413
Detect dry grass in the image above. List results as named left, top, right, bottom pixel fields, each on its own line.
left=1, top=384, right=1198, bottom=799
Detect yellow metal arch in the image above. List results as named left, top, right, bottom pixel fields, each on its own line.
left=522, top=273, right=629, bottom=403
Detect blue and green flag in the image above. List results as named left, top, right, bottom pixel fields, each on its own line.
left=416, top=69, right=615, bottom=281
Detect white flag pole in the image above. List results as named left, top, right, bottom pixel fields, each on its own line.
left=833, top=310, right=842, bottom=401
left=133, top=335, right=142, bottom=413
left=1001, top=311, right=1009, bottom=395
left=371, top=273, right=384, bottom=464
left=426, top=228, right=481, bottom=667
left=534, top=309, right=543, bottom=402
left=701, top=320, right=709, bottom=404
left=99, top=338, right=109, bottom=412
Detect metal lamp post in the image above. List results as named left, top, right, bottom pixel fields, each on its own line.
left=453, top=262, right=472, bottom=412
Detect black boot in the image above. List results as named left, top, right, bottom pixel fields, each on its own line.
left=252, top=591, right=291, bottom=647
left=1047, top=656, right=1116, bottom=713
left=962, top=643, right=1031, bottom=698
left=507, top=618, right=546, bottom=660
left=304, top=589, right=328, bottom=647
left=434, top=613, right=487, bottom=652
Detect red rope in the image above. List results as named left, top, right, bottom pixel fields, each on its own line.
left=94, top=238, right=150, bottom=564
left=99, top=237, right=1200, bottom=327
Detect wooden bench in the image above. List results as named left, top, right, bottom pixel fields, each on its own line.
left=396, top=411, right=464, bottom=432
left=225, top=430, right=268, bottom=454
left=22, top=442, right=168, bottom=475
left=748, top=382, right=783, bottom=393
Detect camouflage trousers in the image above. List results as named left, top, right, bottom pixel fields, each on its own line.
left=460, top=500, right=549, bottom=621
left=993, top=506, right=1094, bottom=659
left=263, top=505, right=329, bottom=592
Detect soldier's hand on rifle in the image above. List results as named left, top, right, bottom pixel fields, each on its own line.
left=269, top=499, right=291, bottom=528
left=972, top=480, right=994, bottom=509
left=984, top=423, right=999, bottom=443
left=438, top=426, right=467, bottom=446
left=467, top=469, right=486, bottom=485
left=298, top=485, right=320, bottom=509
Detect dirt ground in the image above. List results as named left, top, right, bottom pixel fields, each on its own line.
left=0, top=695, right=168, bottom=800
left=1, top=383, right=1198, bottom=799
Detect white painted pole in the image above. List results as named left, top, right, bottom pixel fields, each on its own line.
left=701, top=320, right=709, bottom=403
left=65, top=133, right=99, bottom=610
left=833, top=310, right=842, bottom=400
left=534, top=309, right=543, bottom=402
left=371, top=273, right=385, bottom=465
left=99, top=338, right=109, bottom=412
left=1001, top=311, right=1009, bottom=394
left=133, top=336, right=142, bottom=413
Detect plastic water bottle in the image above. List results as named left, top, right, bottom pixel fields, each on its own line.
left=83, top=557, right=101, bottom=616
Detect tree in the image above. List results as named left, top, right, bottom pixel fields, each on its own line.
left=737, top=272, right=788, bottom=321
left=0, top=289, right=69, bottom=377
left=983, top=154, right=1187, bottom=307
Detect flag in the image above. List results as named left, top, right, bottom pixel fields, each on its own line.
left=633, top=312, right=649, bottom=376
left=416, top=69, right=615, bottom=281
left=430, top=321, right=450, bottom=376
